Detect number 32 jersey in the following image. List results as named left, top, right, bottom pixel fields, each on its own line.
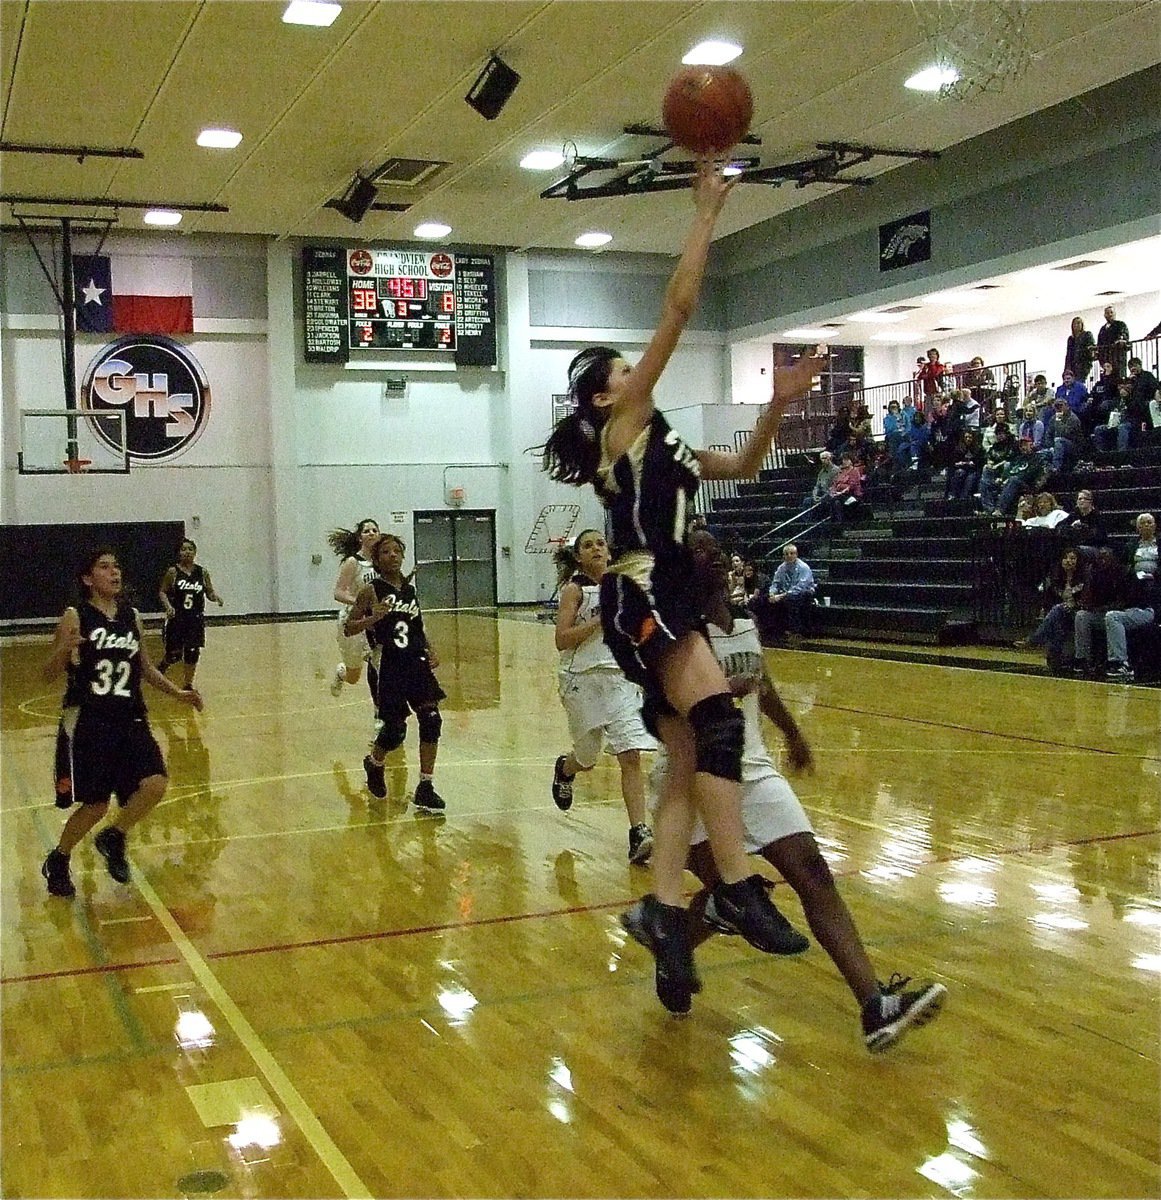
left=368, top=578, right=430, bottom=669
left=63, top=601, right=146, bottom=720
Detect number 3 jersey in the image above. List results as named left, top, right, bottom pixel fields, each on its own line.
left=63, top=601, right=146, bottom=719
left=367, top=577, right=430, bottom=669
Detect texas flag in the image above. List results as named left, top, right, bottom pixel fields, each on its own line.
left=73, top=254, right=194, bottom=335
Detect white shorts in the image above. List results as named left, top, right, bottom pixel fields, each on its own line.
left=649, top=755, right=813, bottom=853
left=336, top=616, right=370, bottom=671
left=558, top=669, right=656, bottom=768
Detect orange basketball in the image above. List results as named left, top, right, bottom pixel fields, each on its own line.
left=662, top=66, right=753, bottom=156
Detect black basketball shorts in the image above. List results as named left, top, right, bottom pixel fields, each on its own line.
left=56, top=711, right=167, bottom=807
left=375, top=658, right=447, bottom=723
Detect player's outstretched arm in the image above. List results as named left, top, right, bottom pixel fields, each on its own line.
left=43, top=608, right=81, bottom=683
left=758, top=671, right=813, bottom=773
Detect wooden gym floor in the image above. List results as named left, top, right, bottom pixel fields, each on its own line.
left=2, top=613, right=1158, bottom=1199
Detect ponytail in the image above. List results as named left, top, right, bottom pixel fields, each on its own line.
left=534, top=347, right=620, bottom=487
left=327, top=518, right=378, bottom=560
left=552, top=542, right=581, bottom=587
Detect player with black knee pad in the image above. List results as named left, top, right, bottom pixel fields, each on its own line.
left=537, top=163, right=827, bottom=1014
left=158, top=539, right=223, bottom=690
left=345, top=534, right=447, bottom=811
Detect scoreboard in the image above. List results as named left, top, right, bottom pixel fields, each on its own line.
left=303, top=246, right=497, bottom=367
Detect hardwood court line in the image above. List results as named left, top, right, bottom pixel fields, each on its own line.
left=6, top=825, right=1156, bottom=989
left=130, top=870, right=374, bottom=1200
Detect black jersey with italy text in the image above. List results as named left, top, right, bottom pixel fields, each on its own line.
left=166, top=564, right=206, bottom=621
left=368, top=577, right=430, bottom=669
left=63, top=601, right=146, bottom=719
left=594, top=409, right=701, bottom=560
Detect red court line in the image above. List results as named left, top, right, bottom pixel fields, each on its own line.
left=4, top=825, right=1157, bottom=988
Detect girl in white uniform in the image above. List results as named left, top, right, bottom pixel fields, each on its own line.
left=327, top=519, right=381, bottom=698
left=627, top=529, right=947, bottom=1053
left=551, top=530, right=656, bottom=864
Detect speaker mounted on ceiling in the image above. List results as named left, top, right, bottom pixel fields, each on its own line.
left=466, top=55, right=520, bottom=121
left=329, top=174, right=377, bottom=223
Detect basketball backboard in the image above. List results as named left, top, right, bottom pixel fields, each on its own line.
left=17, top=408, right=130, bottom=474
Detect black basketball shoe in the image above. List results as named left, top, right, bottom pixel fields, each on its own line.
left=862, top=974, right=947, bottom=1052
left=94, top=826, right=131, bottom=884
left=413, top=779, right=445, bottom=811
left=41, top=849, right=75, bottom=898
left=551, top=755, right=574, bottom=810
left=363, top=755, right=386, bottom=799
left=706, top=874, right=809, bottom=955
left=640, top=894, right=701, bottom=1015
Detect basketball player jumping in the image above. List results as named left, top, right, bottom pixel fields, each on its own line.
left=328, top=518, right=381, bottom=699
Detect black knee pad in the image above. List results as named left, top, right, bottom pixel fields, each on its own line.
left=416, top=707, right=442, bottom=744
left=184, top=647, right=201, bottom=665
left=687, top=693, right=744, bottom=782
left=374, top=718, right=407, bottom=755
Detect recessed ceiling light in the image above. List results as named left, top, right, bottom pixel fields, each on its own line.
left=414, top=222, right=451, bottom=240
left=282, top=1, right=341, bottom=27
left=575, top=232, right=612, bottom=249
left=904, top=64, right=959, bottom=92
left=143, top=209, right=182, bottom=226
left=520, top=150, right=564, bottom=171
left=781, top=328, right=831, bottom=339
left=197, top=128, right=242, bottom=149
left=847, top=310, right=908, bottom=323
left=683, top=40, right=743, bottom=66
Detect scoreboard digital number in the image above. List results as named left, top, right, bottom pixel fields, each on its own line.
left=303, top=246, right=497, bottom=367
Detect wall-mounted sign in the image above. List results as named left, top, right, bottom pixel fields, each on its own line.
left=879, top=210, right=931, bottom=272
left=81, top=335, right=211, bottom=462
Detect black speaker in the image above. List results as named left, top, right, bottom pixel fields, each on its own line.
left=466, top=55, right=520, bottom=120
left=332, top=175, right=377, bottom=223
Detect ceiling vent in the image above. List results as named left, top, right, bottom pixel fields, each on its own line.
left=881, top=303, right=921, bottom=313
left=931, top=325, right=955, bottom=331
left=1052, top=259, right=1105, bottom=271
left=367, top=157, right=449, bottom=188
left=1096, top=290, right=1122, bottom=296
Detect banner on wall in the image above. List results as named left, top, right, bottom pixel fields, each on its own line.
left=879, top=211, right=931, bottom=272
left=73, top=254, right=194, bottom=334
left=80, top=336, right=211, bottom=462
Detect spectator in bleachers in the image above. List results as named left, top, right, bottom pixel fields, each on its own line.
left=1125, top=358, right=1161, bottom=448
left=1055, top=369, right=1091, bottom=422
left=917, top=348, right=947, bottom=407
left=808, top=451, right=839, bottom=507
left=825, top=405, right=853, bottom=457
left=1063, top=316, right=1096, bottom=382
left=1090, top=359, right=1120, bottom=423
left=1059, top=489, right=1107, bottom=558
left=1092, top=383, right=1131, bottom=454
left=963, top=356, right=996, bottom=410
left=1132, top=513, right=1158, bottom=584
left=1096, top=305, right=1131, bottom=378
left=944, top=429, right=984, bottom=501
left=980, top=407, right=1008, bottom=453
left=1072, top=547, right=1123, bottom=674
left=912, top=356, right=927, bottom=405
left=728, top=554, right=748, bottom=605
left=907, top=409, right=932, bottom=471
left=1020, top=492, right=1069, bottom=529
left=884, top=400, right=907, bottom=463
left=900, top=392, right=918, bottom=434
left=766, top=544, right=816, bottom=643
left=1014, top=494, right=1037, bottom=523
left=1045, top=396, right=1085, bottom=475
left=1026, top=373, right=1054, bottom=422
left=1016, top=401, right=1045, bottom=449
left=977, top=423, right=1016, bottom=511
left=1001, top=373, right=1022, bottom=409
left=1017, top=547, right=1087, bottom=673
left=996, top=441, right=1050, bottom=517
left=741, top=560, right=769, bottom=608
left=1073, top=541, right=1154, bottom=682
left=827, top=451, right=865, bottom=522
left=850, top=402, right=874, bottom=460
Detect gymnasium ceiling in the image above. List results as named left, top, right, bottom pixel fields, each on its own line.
left=0, top=0, right=1159, bottom=255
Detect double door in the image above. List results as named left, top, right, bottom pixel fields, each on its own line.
left=413, top=510, right=496, bottom=609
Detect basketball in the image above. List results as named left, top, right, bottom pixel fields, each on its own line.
left=662, top=66, right=753, bottom=156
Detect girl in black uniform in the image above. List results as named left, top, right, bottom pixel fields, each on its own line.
left=42, top=549, right=204, bottom=898
left=159, top=539, right=223, bottom=688
left=539, top=162, right=826, bottom=1013
left=345, top=534, right=447, bottom=811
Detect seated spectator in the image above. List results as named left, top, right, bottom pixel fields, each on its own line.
left=1090, top=359, right=1120, bottom=422
left=1064, top=316, right=1096, bottom=382
left=826, top=405, right=853, bottom=456
left=1045, top=397, right=1084, bottom=475
left=907, top=410, right=932, bottom=470
left=1124, top=357, right=1161, bottom=448
left=849, top=403, right=874, bottom=459
left=1001, top=373, right=1022, bottom=409
left=1017, top=547, right=1087, bottom=673
left=1016, top=402, right=1045, bottom=449
left=917, top=348, right=947, bottom=408
left=808, top=451, right=839, bottom=507
left=765, top=544, right=816, bottom=643
left=1026, top=374, right=1055, bottom=422
left=944, top=430, right=984, bottom=501
left=1055, top=369, right=1091, bottom=424
left=980, top=408, right=1008, bottom=453
left=1091, top=377, right=1131, bottom=454
left=1132, top=512, right=1158, bottom=584
left=741, top=560, right=769, bottom=608
left=1014, top=494, right=1036, bottom=523
left=1059, top=489, right=1107, bottom=558
left=995, top=442, right=1050, bottom=517
left=977, top=424, right=1016, bottom=511
left=1074, top=540, right=1155, bottom=682
left=884, top=400, right=907, bottom=462
left=963, top=356, right=996, bottom=409
left=728, top=554, right=748, bottom=605
left=827, top=451, right=865, bottom=522
left=1020, top=491, right=1069, bottom=529
left=899, top=393, right=918, bottom=435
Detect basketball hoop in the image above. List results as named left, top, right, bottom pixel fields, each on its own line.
left=63, top=458, right=92, bottom=474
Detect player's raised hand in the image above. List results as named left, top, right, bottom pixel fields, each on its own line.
left=771, top=345, right=829, bottom=409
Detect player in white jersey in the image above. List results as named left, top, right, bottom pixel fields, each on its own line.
left=624, top=529, right=946, bottom=1052
left=550, top=529, right=656, bottom=864
left=327, top=519, right=381, bottom=698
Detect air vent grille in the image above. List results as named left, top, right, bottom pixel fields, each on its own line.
left=368, top=158, right=448, bottom=188
left=1052, top=259, right=1105, bottom=271
left=881, top=304, right=921, bottom=313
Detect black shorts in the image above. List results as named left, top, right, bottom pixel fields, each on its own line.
left=55, top=712, right=166, bottom=807
left=599, top=555, right=706, bottom=730
left=375, top=658, right=446, bottom=723
left=164, top=616, right=205, bottom=658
